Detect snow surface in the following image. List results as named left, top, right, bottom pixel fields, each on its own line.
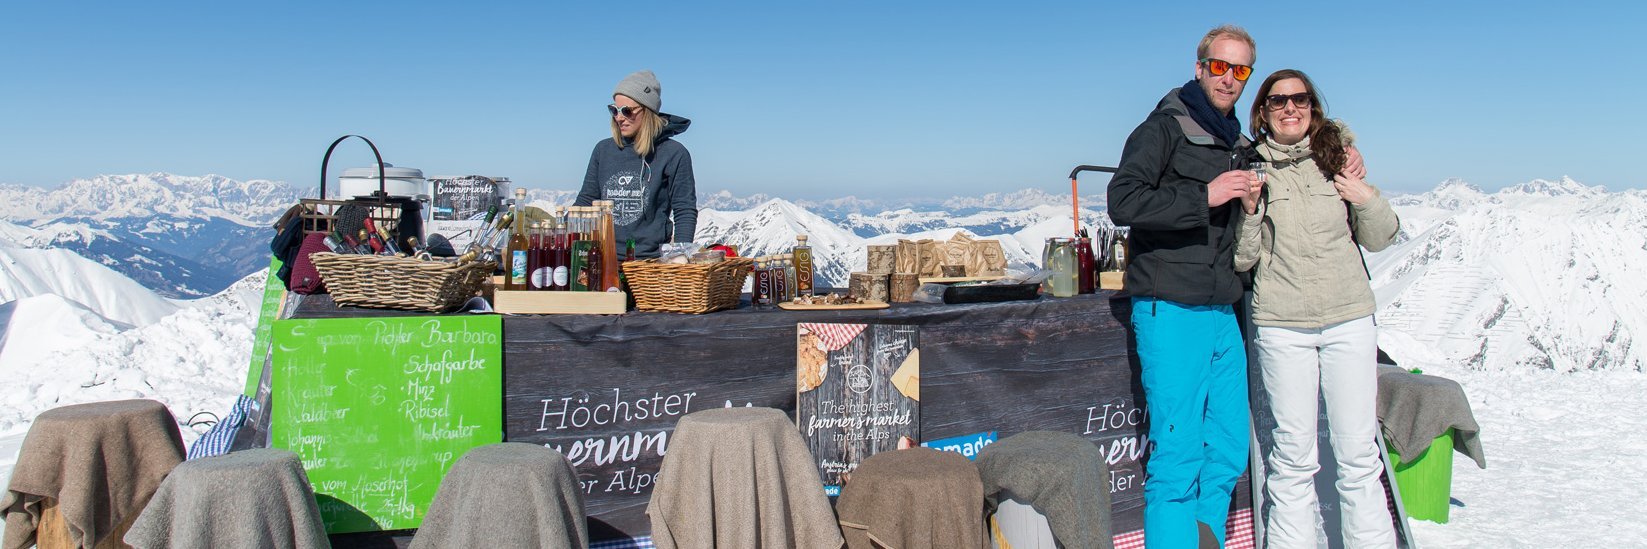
left=1, top=177, right=1644, bottom=546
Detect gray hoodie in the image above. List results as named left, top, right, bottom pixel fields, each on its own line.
left=575, top=113, right=697, bottom=258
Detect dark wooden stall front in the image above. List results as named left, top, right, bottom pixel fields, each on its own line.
left=292, top=293, right=1253, bottom=546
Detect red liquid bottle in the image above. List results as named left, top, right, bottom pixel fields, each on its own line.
left=551, top=217, right=571, bottom=291
left=527, top=222, right=547, bottom=290
left=1076, top=236, right=1096, bottom=294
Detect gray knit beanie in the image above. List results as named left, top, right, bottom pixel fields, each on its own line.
left=614, top=70, right=662, bottom=113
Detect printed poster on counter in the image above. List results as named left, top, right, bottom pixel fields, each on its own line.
left=426, top=175, right=504, bottom=252
left=796, top=323, right=919, bottom=495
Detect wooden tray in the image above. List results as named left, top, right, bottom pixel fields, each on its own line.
left=918, top=275, right=1004, bottom=285
left=777, top=301, right=891, bottom=311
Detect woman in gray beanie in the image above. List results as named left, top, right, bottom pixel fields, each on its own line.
left=574, top=69, right=698, bottom=259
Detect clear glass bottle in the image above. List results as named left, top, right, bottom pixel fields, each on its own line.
left=752, top=258, right=773, bottom=309
left=596, top=200, right=621, bottom=292
left=771, top=256, right=789, bottom=304
left=781, top=253, right=798, bottom=302
left=793, top=235, right=814, bottom=296
left=506, top=189, right=528, bottom=290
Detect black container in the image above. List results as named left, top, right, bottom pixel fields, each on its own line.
left=942, top=283, right=1042, bottom=304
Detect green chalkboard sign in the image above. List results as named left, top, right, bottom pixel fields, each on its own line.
left=270, top=315, right=503, bottom=534
left=243, top=256, right=287, bottom=397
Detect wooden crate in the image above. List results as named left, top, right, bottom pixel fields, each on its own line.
left=493, top=290, right=628, bottom=315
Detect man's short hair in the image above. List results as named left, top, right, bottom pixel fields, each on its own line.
left=1197, top=24, right=1256, bottom=63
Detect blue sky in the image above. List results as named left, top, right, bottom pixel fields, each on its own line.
left=1, top=2, right=1635, bottom=200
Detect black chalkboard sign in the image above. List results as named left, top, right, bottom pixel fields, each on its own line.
left=796, top=323, right=919, bottom=494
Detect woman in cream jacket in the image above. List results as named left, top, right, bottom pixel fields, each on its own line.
left=1235, top=69, right=1400, bottom=549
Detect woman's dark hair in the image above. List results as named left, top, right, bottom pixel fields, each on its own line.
left=1248, top=69, right=1347, bottom=175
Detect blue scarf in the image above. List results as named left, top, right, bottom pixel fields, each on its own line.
left=1178, top=79, right=1243, bottom=148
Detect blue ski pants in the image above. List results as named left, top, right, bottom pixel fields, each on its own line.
left=1131, top=296, right=1250, bottom=548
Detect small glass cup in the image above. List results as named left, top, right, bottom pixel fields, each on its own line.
left=1248, top=161, right=1268, bottom=184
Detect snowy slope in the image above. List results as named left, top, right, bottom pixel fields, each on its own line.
left=0, top=244, right=180, bottom=327
left=1370, top=177, right=1645, bottom=372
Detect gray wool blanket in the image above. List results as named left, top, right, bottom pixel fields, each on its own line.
left=836, top=447, right=984, bottom=549
left=975, top=431, right=1113, bottom=549
left=1376, top=366, right=1487, bottom=468
left=122, top=448, right=329, bottom=549
left=647, top=407, right=843, bottom=549
left=411, top=442, right=588, bottom=549
left=2, top=399, right=185, bottom=549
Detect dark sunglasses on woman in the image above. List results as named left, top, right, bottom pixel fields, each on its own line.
left=1264, top=93, right=1312, bottom=111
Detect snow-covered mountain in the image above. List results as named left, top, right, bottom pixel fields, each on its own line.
left=1369, top=177, right=1645, bottom=372
left=2, top=172, right=1641, bottom=373
left=0, top=173, right=297, bottom=226
left=0, top=174, right=298, bottom=297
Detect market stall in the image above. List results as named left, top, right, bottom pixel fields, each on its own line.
left=280, top=292, right=1255, bottom=545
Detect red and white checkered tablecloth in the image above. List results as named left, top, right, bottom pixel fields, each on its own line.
left=799, top=322, right=867, bottom=352
left=1112, top=507, right=1255, bottom=549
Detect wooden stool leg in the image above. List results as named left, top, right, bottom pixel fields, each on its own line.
left=36, top=500, right=75, bottom=549
left=35, top=498, right=138, bottom=549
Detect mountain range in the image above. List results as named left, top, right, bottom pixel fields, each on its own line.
left=0, top=172, right=1640, bottom=378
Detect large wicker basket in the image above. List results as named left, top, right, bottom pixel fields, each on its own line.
left=623, top=257, right=754, bottom=314
left=309, top=252, right=493, bottom=312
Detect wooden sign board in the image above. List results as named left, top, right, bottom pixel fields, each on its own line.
left=271, top=315, right=504, bottom=534
left=796, top=323, right=920, bottom=495
left=426, top=175, right=504, bottom=252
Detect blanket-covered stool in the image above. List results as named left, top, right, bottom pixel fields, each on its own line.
left=122, top=448, right=327, bottom=549
left=410, top=442, right=587, bottom=549
left=647, top=407, right=842, bottom=549
left=1376, top=366, right=1487, bottom=524
left=1375, top=366, right=1486, bottom=470
left=975, top=431, right=1113, bottom=549
left=1, top=399, right=186, bottom=549
left=836, top=446, right=985, bottom=549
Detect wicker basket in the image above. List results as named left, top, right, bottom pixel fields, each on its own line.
left=310, top=252, right=493, bottom=312
left=623, top=257, right=754, bottom=313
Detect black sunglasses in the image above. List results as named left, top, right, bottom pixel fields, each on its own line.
left=608, top=104, right=645, bottom=118
left=1264, top=93, right=1312, bottom=111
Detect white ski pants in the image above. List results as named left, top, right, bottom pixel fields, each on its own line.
left=1254, top=315, right=1394, bottom=549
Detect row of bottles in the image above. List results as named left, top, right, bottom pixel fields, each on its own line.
left=501, top=189, right=627, bottom=292
left=751, top=254, right=799, bottom=308
left=751, top=235, right=818, bottom=308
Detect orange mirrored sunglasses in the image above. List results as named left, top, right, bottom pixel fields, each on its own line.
left=1200, top=58, right=1253, bottom=81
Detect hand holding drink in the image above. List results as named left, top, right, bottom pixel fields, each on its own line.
left=1208, top=170, right=1256, bottom=207
left=1241, top=161, right=1267, bottom=214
